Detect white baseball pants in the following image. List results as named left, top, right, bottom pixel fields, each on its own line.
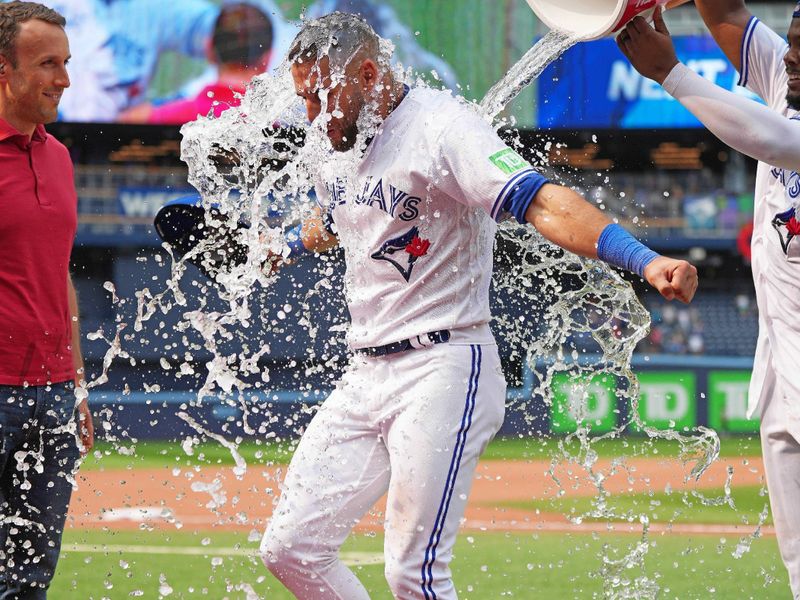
left=261, top=342, right=506, bottom=599
left=759, top=372, right=800, bottom=598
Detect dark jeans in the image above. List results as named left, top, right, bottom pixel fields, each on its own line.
left=0, top=382, right=80, bottom=600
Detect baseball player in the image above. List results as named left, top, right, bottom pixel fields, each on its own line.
left=618, top=3, right=800, bottom=595
left=259, top=13, right=698, bottom=599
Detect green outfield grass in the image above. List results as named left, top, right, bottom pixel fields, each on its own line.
left=81, top=438, right=299, bottom=471
left=500, top=484, right=772, bottom=526
left=54, top=528, right=787, bottom=599
left=63, top=435, right=776, bottom=597
left=81, top=435, right=762, bottom=472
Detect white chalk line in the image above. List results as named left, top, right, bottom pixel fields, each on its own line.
left=64, top=544, right=384, bottom=566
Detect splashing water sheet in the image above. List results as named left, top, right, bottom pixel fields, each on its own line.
left=79, top=14, right=768, bottom=599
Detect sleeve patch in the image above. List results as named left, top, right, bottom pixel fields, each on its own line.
left=489, top=148, right=530, bottom=175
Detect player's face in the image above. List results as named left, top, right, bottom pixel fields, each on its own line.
left=0, top=19, right=70, bottom=134
left=291, top=56, right=365, bottom=152
left=785, top=19, right=800, bottom=110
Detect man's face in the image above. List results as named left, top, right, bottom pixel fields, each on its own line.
left=0, top=19, right=70, bottom=133
left=785, top=20, right=800, bottom=110
left=291, top=56, right=365, bottom=152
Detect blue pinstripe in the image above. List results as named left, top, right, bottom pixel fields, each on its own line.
left=420, top=345, right=482, bottom=599
left=738, top=16, right=759, bottom=88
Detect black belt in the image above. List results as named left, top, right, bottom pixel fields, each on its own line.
left=358, top=330, right=451, bottom=357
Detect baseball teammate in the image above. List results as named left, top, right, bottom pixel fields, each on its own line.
left=259, top=13, right=698, bottom=599
left=618, top=3, right=800, bottom=595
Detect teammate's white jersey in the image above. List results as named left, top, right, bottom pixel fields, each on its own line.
left=314, top=87, right=538, bottom=349
left=739, top=18, right=800, bottom=422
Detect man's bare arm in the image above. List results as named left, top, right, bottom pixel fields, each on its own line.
left=525, top=184, right=698, bottom=303
left=299, top=207, right=339, bottom=254
left=524, top=184, right=611, bottom=259
left=693, top=0, right=754, bottom=70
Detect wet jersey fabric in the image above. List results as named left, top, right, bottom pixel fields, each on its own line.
left=738, top=19, right=800, bottom=424
left=314, top=87, right=543, bottom=349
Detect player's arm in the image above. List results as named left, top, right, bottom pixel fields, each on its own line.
left=665, top=0, right=695, bottom=8
left=619, top=10, right=800, bottom=171
left=433, top=109, right=696, bottom=303
left=262, top=208, right=337, bottom=275
left=692, top=0, right=753, bottom=70
left=283, top=206, right=339, bottom=258
left=524, top=184, right=698, bottom=303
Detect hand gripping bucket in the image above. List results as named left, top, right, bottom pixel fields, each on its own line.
left=525, top=0, right=670, bottom=40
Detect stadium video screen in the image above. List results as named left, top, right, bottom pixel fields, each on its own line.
left=33, top=0, right=539, bottom=127
left=537, top=35, right=763, bottom=129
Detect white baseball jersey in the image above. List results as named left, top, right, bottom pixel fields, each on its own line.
left=739, top=18, right=800, bottom=423
left=314, top=87, right=540, bottom=349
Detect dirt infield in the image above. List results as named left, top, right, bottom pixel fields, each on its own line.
left=67, top=453, right=770, bottom=537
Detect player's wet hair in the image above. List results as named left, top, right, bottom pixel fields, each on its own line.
left=212, top=3, right=273, bottom=68
left=288, top=12, right=388, bottom=71
left=0, top=1, right=66, bottom=68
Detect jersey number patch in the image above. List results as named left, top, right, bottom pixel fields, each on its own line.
left=370, top=226, right=431, bottom=282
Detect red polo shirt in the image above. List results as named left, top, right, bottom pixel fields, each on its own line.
left=0, top=118, right=77, bottom=386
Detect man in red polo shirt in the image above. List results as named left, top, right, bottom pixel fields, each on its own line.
left=0, top=2, right=94, bottom=597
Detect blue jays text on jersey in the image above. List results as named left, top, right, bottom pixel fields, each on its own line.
left=770, top=166, right=800, bottom=202
left=325, top=176, right=421, bottom=221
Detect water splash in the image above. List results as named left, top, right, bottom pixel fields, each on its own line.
left=83, top=14, right=746, bottom=598
left=482, top=30, right=727, bottom=597
left=480, top=30, right=577, bottom=121
left=177, top=411, right=247, bottom=478
left=733, top=502, right=770, bottom=559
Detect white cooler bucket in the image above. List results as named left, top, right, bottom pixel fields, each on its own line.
left=525, top=0, right=669, bottom=40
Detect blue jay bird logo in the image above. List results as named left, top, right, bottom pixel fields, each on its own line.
left=772, top=206, right=800, bottom=255
left=371, top=226, right=431, bottom=282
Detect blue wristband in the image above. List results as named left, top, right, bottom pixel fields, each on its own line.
left=596, top=223, right=659, bottom=278
left=285, top=224, right=306, bottom=258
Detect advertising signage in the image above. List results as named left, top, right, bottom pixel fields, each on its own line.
left=550, top=373, right=618, bottom=434
left=549, top=369, right=758, bottom=434
left=634, top=372, right=697, bottom=431
left=708, top=371, right=758, bottom=433
left=537, top=35, right=762, bottom=129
